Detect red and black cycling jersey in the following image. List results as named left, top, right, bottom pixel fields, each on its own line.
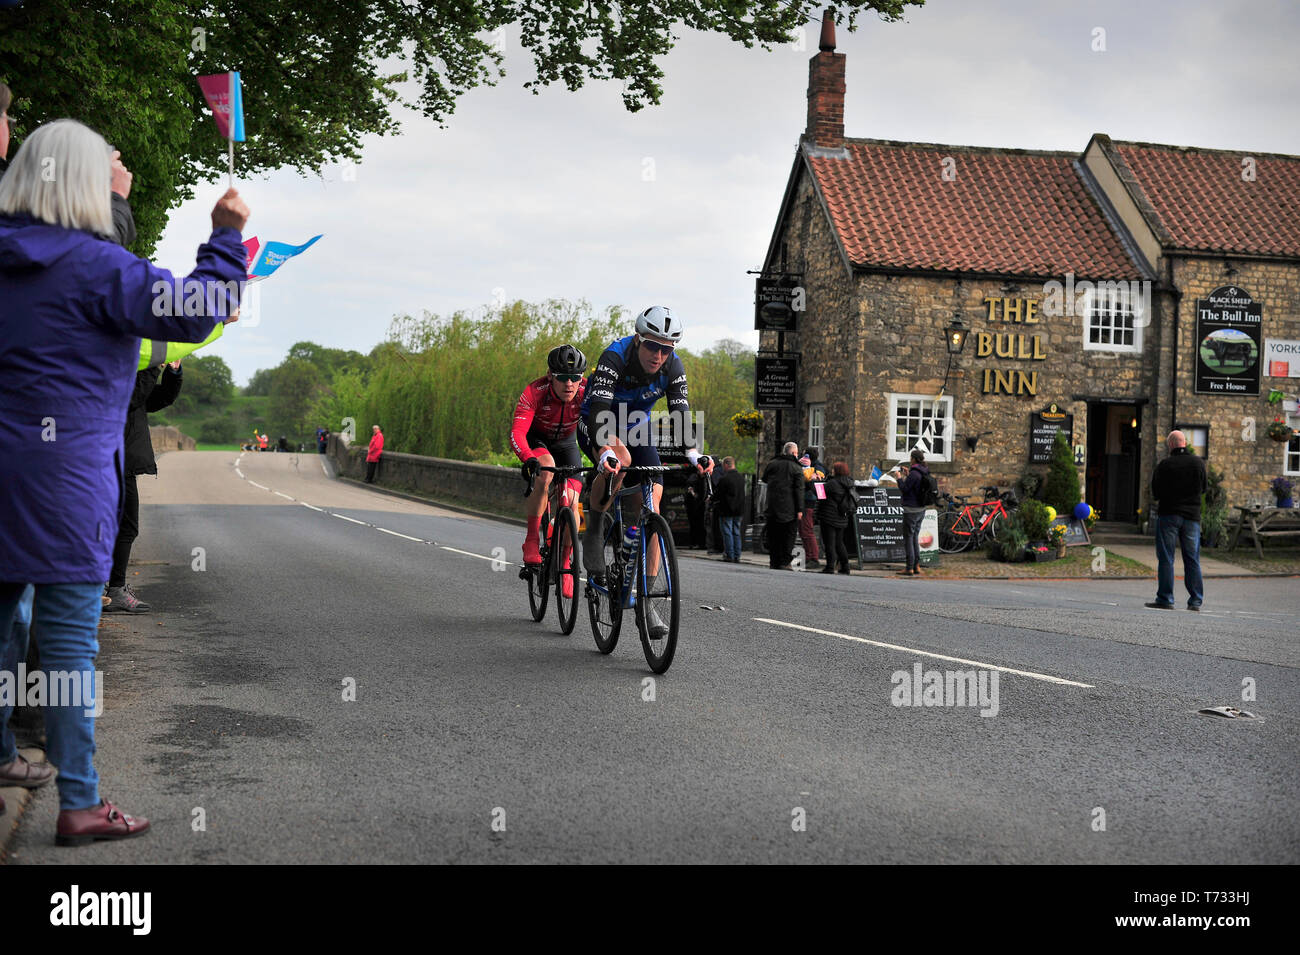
left=510, top=376, right=587, bottom=463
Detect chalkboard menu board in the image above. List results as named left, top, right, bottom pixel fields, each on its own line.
left=852, top=485, right=906, bottom=564
left=1029, top=403, right=1073, bottom=463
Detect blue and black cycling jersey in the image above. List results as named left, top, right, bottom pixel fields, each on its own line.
left=581, top=334, right=690, bottom=435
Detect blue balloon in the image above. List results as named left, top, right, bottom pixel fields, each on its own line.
left=1073, top=502, right=1091, bottom=520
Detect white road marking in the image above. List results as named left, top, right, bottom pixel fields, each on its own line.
left=377, top=527, right=425, bottom=542
left=333, top=514, right=369, bottom=526
left=300, top=503, right=324, bottom=512
left=753, top=618, right=1094, bottom=688
left=248, top=481, right=267, bottom=491
left=234, top=468, right=244, bottom=478
left=321, top=458, right=329, bottom=477
left=274, top=491, right=295, bottom=501
left=440, top=545, right=507, bottom=564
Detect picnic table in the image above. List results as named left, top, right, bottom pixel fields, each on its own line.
left=1228, top=505, right=1300, bottom=558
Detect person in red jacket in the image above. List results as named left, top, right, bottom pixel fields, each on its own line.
left=511, top=346, right=588, bottom=580
left=365, top=425, right=384, bottom=483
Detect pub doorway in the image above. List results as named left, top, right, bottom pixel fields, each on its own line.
left=1086, top=402, right=1142, bottom=524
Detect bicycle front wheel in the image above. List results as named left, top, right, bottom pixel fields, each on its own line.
left=585, top=512, right=621, bottom=654
left=553, top=506, right=580, bottom=635
left=636, top=512, right=680, bottom=674
left=937, top=510, right=970, bottom=554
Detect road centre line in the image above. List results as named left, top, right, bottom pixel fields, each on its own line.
left=753, top=618, right=1094, bottom=688
left=377, top=527, right=425, bottom=542
left=333, top=514, right=369, bottom=526
left=248, top=481, right=267, bottom=490
left=234, top=468, right=243, bottom=478
left=439, top=545, right=507, bottom=564
left=273, top=491, right=295, bottom=500
left=300, top=502, right=324, bottom=512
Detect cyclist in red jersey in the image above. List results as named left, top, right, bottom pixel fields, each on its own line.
left=511, top=345, right=588, bottom=573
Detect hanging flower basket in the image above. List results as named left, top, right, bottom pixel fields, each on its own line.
left=731, top=410, right=765, bottom=439
left=1266, top=419, right=1294, bottom=442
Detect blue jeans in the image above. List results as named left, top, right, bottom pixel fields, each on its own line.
left=721, top=515, right=742, bottom=561
left=1155, top=515, right=1204, bottom=607
left=0, top=582, right=103, bottom=809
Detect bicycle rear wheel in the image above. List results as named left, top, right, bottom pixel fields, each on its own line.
left=553, top=506, right=580, bottom=634
left=526, top=513, right=550, bottom=621
left=937, top=510, right=970, bottom=553
left=585, top=512, right=621, bottom=653
left=984, top=508, right=1006, bottom=543
left=636, top=512, right=680, bottom=674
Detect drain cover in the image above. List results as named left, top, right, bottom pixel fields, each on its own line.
left=1197, top=705, right=1259, bottom=720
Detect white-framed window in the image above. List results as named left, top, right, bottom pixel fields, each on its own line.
left=1082, top=284, right=1143, bottom=353
left=1285, top=413, right=1300, bottom=477
left=889, top=393, right=953, bottom=462
left=808, top=403, right=825, bottom=453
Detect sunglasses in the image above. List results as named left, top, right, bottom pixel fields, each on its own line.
left=552, top=373, right=582, bottom=383
left=640, top=339, right=675, bottom=356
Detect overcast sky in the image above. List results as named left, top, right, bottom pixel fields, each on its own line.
left=152, top=0, right=1300, bottom=385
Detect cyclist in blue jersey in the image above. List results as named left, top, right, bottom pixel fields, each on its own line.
left=579, top=308, right=712, bottom=634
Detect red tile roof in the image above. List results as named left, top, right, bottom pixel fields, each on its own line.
left=806, top=139, right=1144, bottom=278
left=1113, top=141, right=1300, bottom=258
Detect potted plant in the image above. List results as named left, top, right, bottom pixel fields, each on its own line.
left=1272, top=476, right=1295, bottom=509
left=1047, top=522, right=1067, bottom=558
left=1018, top=498, right=1052, bottom=557
left=1266, top=418, right=1294, bottom=442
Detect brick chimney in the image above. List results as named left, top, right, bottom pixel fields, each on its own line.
left=804, top=9, right=846, bottom=150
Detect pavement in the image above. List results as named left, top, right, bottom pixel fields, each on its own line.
left=3, top=450, right=1297, bottom=864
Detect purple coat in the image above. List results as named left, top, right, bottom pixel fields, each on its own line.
left=0, top=216, right=245, bottom=583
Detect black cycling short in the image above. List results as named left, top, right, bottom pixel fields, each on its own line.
left=526, top=428, right=583, bottom=470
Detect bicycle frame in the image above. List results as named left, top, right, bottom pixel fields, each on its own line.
left=587, top=475, right=663, bottom=612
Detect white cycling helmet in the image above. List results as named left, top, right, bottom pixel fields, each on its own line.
left=634, top=305, right=684, bottom=343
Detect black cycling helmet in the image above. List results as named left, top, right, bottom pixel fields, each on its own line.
left=547, top=344, right=587, bottom=375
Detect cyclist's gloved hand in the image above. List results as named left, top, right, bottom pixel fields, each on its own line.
left=521, top=457, right=541, bottom=481
left=599, top=448, right=620, bottom=474
left=686, top=448, right=713, bottom=474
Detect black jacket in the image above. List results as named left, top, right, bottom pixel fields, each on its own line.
left=899, top=463, right=930, bottom=508
left=717, top=469, right=746, bottom=517
left=124, top=366, right=182, bottom=475
left=761, top=453, right=804, bottom=523
left=1150, top=447, right=1207, bottom=521
left=815, top=474, right=856, bottom=528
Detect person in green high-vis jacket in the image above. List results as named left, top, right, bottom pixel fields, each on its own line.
left=135, top=316, right=226, bottom=371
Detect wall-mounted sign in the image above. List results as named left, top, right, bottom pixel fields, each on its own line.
left=1194, top=286, right=1262, bottom=396
left=1264, top=338, right=1300, bottom=378
left=754, top=276, right=803, bottom=332
left=755, top=356, right=798, bottom=410
left=1029, top=403, right=1074, bottom=463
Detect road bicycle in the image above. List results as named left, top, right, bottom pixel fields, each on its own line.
left=937, top=485, right=1018, bottom=553
left=585, top=464, right=693, bottom=674
left=520, top=463, right=588, bottom=635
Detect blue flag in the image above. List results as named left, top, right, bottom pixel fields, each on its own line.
left=247, top=235, right=323, bottom=280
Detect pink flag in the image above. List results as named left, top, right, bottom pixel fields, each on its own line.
left=197, top=72, right=246, bottom=141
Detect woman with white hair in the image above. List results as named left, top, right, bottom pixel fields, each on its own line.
left=0, top=118, right=250, bottom=846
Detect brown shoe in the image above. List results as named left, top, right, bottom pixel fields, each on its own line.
left=0, top=754, right=56, bottom=788
left=56, top=799, right=151, bottom=847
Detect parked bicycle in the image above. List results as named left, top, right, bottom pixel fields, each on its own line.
left=937, top=485, right=1018, bottom=553
left=585, top=464, right=692, bottom=674
left=520, top=463, right=588, bottom=634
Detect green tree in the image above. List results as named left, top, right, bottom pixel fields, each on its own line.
left=182, top=354, right=235, bottom=409
left=243, top=367, right=277, bottom=397
left=269, top=357, right=324, bottom=441
left=677, top=339, right=756, bottom=467
left=1, top=1, right=919, bottom=254
left=1041, top=431, right=1081, bottom=516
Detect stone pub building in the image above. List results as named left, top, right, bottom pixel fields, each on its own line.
left=759, top=13, right=1300, bottom=523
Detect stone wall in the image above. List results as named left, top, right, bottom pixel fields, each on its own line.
left=1165, top=256, right=1300, bottom=506
left=149, top=425, right=195, bottom=455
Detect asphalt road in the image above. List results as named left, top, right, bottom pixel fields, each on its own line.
left=8, top=451, right=1299, bottom=864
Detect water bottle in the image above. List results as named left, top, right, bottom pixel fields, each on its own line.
left=622, top=525, right=639, bottom=558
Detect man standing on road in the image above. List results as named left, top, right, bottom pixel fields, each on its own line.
left=761, top=442, right=803, bottom=570
left=1146, top=430, right=1207, bottom=611
left=366, top=425, right=384, bottom=483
